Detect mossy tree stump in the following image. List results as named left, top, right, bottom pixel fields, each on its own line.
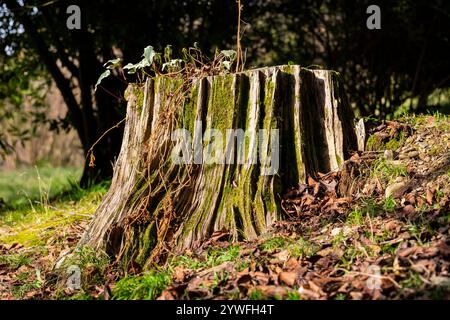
left=79, top=65, right=357, bottom=266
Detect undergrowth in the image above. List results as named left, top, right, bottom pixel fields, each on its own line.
left=113, top=270, right=171, bottom=300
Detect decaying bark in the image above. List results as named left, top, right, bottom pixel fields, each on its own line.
left=78, top=65, right=357, bottom=266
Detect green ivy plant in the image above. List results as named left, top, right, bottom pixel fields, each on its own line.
left=95, top=45, right=237, bottom=92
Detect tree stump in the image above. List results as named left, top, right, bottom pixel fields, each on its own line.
left=78, top=65, right=357, bottom=266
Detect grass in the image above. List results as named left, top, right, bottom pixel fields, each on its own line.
left=260, top=236, right=318, bottom=258
left=334, top=293, right=346, bottom=300
left=0, top=253, right=32, bottom=269
left=249, top=288, right=301, bottom=300
left=109, top=236, right=318, bottom=300
left=332, top=230, right=347, bottom=248
left=400, top=271, right=423, bottom=290
left=48, top=247, right=112, bottom=299
left=210, top=271, right=230, bottom=290
left=249, top=288, right=265, bottom=300
left=0, top=166, right=82, bottom=209
left=383, top=196, right=397, bottom=212
left=62, top=247, right=111, bottom=282
left=345, top=197, right=396, bottom=232
left=0, top=165, right=109, bottom=247
left=427, top=145, right=442, bottom=156
left=365, top=131, right=406, bottom=152
left=365, top=135, right=382, bottom=151
left=171, top=244, right=242, bottom=270
left=285, top=291, right=301, bottom=300
left=287, top=238, right=319, bottom=258
left=112, top=270, right=172, bottom=300
left=384, top=132, right=405, bottom=150
left=0, top=175, right=110, bottom=300
left=260, top=236, right=288, bottom=251
left=399, top=111, right=449, bottom=131
left=406, top=222, right=426, bottom=246
left=346, top=209, right=364, bottom=226
left=354, top=198, right=379, bottom=217
left=109, top=244, right=244, bottom=300
left=12, top=278, right=42, bottom=298
left=0, top=182, right=108, bottom=246
left=371, top=158, right=408, bottom=184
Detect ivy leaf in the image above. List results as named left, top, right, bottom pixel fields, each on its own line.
left=103, top=58, right=122, bottom=69
left=123, top=46, right=157, bottom=74
left=143, top=45, right=156, bottom=66
left=222, top=61, right=232, bottom=71
left=95, top=70, right=111, bottom=91
left=162, top=59, right=182, bottom=71
left=221, top=50, right=237, bottom=61
left=124, top=60, right=149, bottom=74
left=121, top=45, right=167, bottom=75
left=123, top=62, right=138, bottom=74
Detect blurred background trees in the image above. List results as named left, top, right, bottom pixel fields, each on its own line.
left=1, top=0, right=449, bottom=185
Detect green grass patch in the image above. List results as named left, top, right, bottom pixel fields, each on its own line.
left=365, top=135, right=381, bottom=151
left=371, top=158, right=408, bottom=184
left=59, top=246, right=111, bottom=289
left=332, top=230, right=347, bottom=248
left=66, top=247, right=110, bottom=273
left=365, top=131, right=406, bottom=152
left=260, top=236, right=318, bottom=258
left=112, top=270, right=171, bottom=300
left=334, top=293, right=346, bottom=300
left=0, top=166, right=82, bottom=209
left=0, top=181, right=108, bottom=246
left=287, top=238, right=319, bottom=258
left=346, top=209, right=364, bottom=226
left=285, top=291, right=301, bottom=300
left=400, top=271, right=423, bottom=290
left=171, top=244, right=242, bottom=270
left=0, top=253, right=32, bottom=269
left=12, top=278, right=42, bottom=299
left=382, top=196, right=397, bottom=212
left=260, top=236, right=289, bottom=251
left=248, top=288, right=265, bottom=300
left=345, top=197, right=397, bottom=236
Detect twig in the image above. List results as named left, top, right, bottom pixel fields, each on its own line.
left=235, top=0, right=243, bottom=73
left=86, top=117, right=126, bottom=167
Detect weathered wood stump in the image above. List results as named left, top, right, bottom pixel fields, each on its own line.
left=79, top=65, right=357, bottom=267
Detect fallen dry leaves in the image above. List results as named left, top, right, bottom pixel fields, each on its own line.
left=1, top=117, right=449, bottom=300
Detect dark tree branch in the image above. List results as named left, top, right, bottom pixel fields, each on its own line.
left=77, top=29, right=98, bottom=146
left=4, top=0, right=89, bottom=150
left=40, top=8, right=80, bottom=79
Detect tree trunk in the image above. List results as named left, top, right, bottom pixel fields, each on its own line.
left=79, top=76, right=126, bottom=188
left=78, top=65, right=357, bottom=267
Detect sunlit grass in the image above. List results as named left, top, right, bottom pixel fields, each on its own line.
left=0, top=172, right=109, bottom=246
left=0, top=166, right=82, bottom=208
